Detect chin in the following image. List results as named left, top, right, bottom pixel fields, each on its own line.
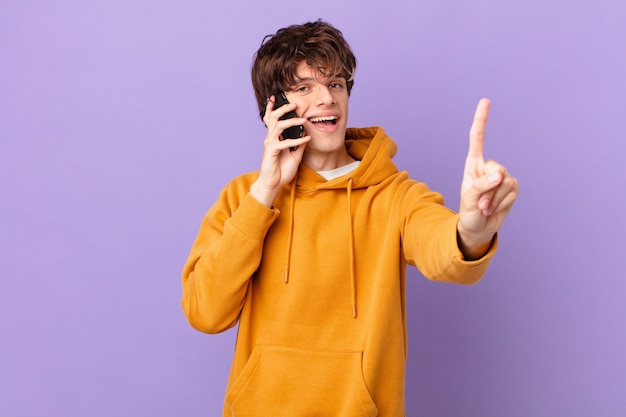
left=308, top=133, right=346, bottom=151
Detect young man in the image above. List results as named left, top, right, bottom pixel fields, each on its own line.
left=182, top=20, right=518, bottom=416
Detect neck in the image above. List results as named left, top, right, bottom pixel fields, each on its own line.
left=302, top=148, right=356, bottom=171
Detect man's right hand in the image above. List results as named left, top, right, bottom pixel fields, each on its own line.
left=249, top=95, right=311, bottom=207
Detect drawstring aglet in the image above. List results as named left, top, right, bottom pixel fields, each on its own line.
left=352, top=304, right=357, bottom=318
left=284, top=270, right=289, bottom=284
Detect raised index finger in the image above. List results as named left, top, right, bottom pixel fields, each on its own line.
left=467, top=98, right=491, bottom=161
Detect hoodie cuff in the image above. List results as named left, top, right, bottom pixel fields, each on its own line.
left=228, top=193, right=280, bottom=242
left=443, top=215, right=498, bottom=284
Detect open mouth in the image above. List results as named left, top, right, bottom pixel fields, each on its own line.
left=308, top=116, right=338, bottom=126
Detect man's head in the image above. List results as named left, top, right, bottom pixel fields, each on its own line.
left=251, top=20, right=357, bottom=120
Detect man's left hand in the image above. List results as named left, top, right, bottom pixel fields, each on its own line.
left=457, top=98, right=519, bottom=260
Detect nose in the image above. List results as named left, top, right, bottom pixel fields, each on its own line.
left=314, top=85, right=335, bottom=106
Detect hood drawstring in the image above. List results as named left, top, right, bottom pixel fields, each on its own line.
left=347, top=178, right=357, bottom=318
left=284, top=179, right=297, bottom=284
left=283, top=176, right=358, bottom=319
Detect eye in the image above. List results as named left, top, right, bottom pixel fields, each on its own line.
left=294, top=85, right=308, bottom=93
left=329, top=81, right=345, bottom=89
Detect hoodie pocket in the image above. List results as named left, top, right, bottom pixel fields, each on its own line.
left=226, top=345, right=379, bottom=417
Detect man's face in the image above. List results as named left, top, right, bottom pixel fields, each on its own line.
left=284, top=61, right=349, bottom=156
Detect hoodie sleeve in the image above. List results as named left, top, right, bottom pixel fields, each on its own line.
left=181, top=178, right=280, bottom=333
left=399, top=180, right=497, bottom=285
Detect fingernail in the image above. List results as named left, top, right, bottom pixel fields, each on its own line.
left=488, top=173, right=500, bottom=184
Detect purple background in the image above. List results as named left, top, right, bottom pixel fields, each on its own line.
left=1, top=0, right=625, bottom=416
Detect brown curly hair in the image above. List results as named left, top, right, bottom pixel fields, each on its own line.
left=251, top=20, right=357, bottom=120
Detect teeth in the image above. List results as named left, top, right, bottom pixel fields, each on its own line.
left=309, top=116, right=337, bottom=123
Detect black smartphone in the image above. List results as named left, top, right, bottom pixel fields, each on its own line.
left=271, top=92, right=304, bottom=140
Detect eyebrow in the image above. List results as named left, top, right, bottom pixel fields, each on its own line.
left=293, top=75, right=344, bottom=84
left=293, top=76, right=315, bottom=83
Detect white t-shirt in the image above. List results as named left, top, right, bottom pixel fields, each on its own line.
left=316, top=161, right=361, bottom=181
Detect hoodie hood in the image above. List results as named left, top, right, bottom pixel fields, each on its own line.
left=294, top=126, right=399, bottom=191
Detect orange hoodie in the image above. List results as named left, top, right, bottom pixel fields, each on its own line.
left=182, top=126, right=496, bottom=416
